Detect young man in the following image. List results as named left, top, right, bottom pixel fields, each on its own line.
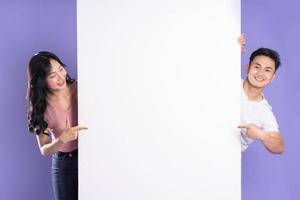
left=238, top=48, right=284, bottom=154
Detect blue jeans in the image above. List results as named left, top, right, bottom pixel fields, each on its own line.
left=52, top=149, right=78, bottom=200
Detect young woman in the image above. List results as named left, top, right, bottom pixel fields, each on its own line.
left=27, top=51, right=87, bottom=200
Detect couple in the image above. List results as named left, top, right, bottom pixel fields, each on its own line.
left=26, top=36, right=284, bottom=200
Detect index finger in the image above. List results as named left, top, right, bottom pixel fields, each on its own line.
left=66, top=118, right=71, bottom=128
left=238, top=125, right=249, bottom=129
left=73, top=126, right=88, bottom=131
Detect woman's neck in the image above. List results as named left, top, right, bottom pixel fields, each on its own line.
left=48, top=84, right=71, bottom=102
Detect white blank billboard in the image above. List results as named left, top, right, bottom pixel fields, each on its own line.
left=78, top=1, right=241, bottom=199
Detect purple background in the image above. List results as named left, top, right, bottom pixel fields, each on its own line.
left=0, top=0, right=299, bottom=200
left=0, top=0, right=76, bottom=199
left=242, top=0, right=300, bottom=200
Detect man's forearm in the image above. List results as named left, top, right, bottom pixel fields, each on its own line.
left=261, top=132, right=284, bottom=154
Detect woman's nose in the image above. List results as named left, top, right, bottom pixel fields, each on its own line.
left=57, top=73, right=63, bottom=80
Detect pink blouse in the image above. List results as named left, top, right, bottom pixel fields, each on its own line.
left=44, top=82, right=78, bottom=152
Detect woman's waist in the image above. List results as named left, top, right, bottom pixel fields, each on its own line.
left=55, top=148, right=78, bottom=158
left=58, top=140, right=78, bottom=153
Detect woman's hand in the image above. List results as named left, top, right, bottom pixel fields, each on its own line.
left=59, top=119, right=88, bottom=144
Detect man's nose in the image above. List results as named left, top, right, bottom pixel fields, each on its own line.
left=257, top=69, right=264, bottom=75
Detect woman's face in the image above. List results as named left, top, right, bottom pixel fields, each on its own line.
left=46, top=59, right=67, bottom=92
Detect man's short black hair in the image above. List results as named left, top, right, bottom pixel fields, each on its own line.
left=249, top=47, right=281, bottom=71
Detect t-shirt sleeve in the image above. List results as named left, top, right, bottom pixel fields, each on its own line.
left=262, top=106, right=279, bottom=133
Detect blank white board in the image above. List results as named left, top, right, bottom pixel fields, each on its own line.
left=78, top=1, right=241, bottom=199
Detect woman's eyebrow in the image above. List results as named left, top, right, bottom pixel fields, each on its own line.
left=48, top=65, right=62, bottom=75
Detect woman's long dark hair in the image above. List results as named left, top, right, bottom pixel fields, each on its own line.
left=26, top=51, right=74, bottom=135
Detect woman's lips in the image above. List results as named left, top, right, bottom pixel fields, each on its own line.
left=57, top=81, right=65, bottom=87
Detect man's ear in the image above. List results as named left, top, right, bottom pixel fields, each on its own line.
left=246, top=64, right=250, bottom=74
left=271, top=73, right=276, bottom=82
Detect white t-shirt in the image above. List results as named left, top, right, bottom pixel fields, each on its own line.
left=241, top=83, right=279, bottom=152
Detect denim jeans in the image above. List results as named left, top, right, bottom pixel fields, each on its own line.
left=52, top=149, right=78, bottom=200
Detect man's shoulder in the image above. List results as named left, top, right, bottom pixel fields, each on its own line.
left=261, top=96, right=273, bottom=110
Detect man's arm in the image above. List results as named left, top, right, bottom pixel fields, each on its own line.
left=260, top=131, right=284, bottom=154
left=239, top=124, right=284, bottom=154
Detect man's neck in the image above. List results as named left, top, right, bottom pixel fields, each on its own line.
left=243, top=79, right=264, bottom=101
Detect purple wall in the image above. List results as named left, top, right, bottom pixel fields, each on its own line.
left=1, top=1, right=299, bottom=200
left=242, top=0, right=300, bottom=200
left=0, top=1, right=77, bottom=199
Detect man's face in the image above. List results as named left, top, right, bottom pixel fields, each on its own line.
left=246, top=55, right=276, bottom=89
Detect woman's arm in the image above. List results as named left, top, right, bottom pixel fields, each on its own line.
left=36, top=130, right=64, bottom=157
left=36, top=125, right=88, bottom=156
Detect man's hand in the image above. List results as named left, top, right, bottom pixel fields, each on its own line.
left=238, top=124, right=265, bottom=141
left=239, top=124, right=284, bottom=154
left=238, top=33, right=246, bottom=52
